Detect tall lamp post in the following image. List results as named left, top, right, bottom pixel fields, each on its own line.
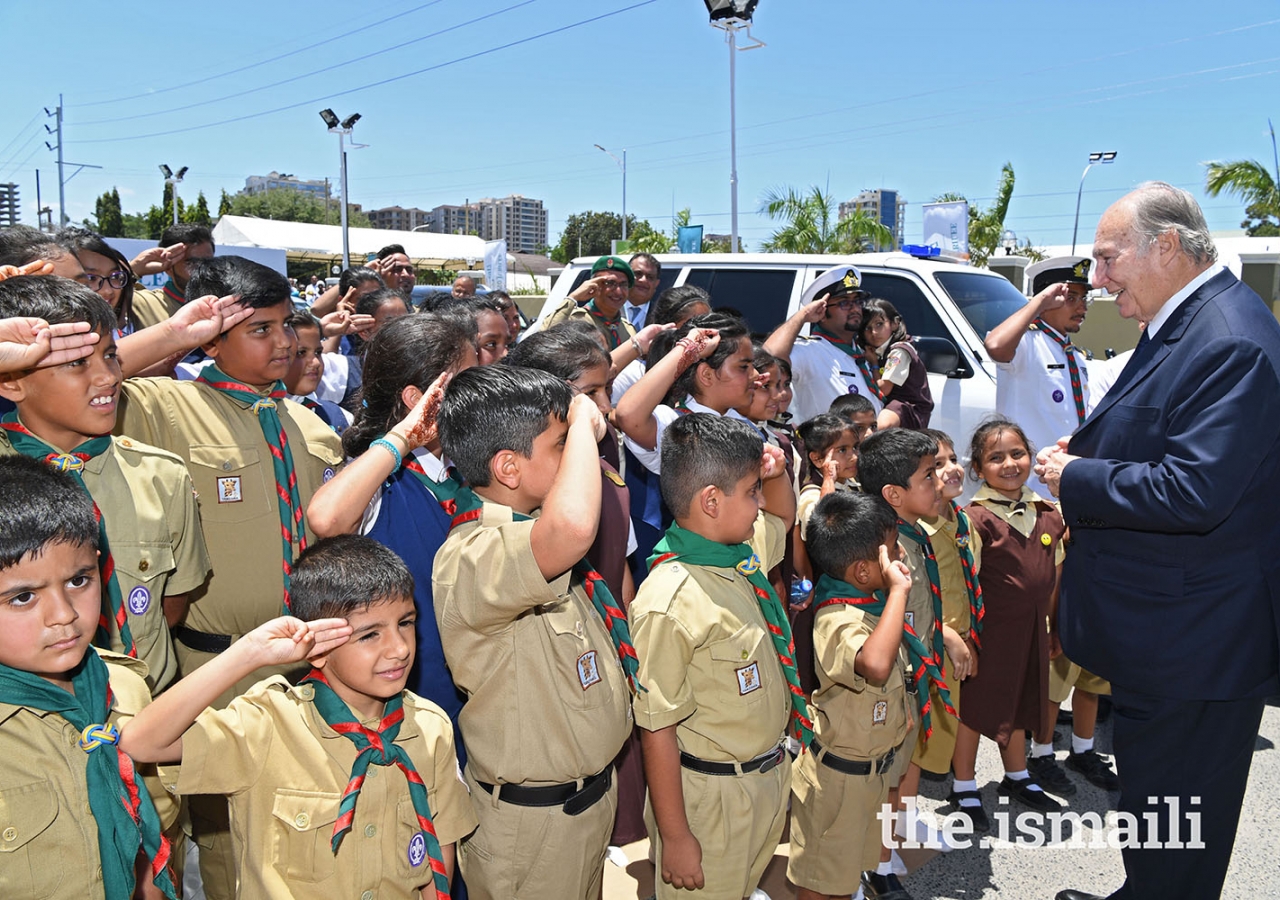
left=1071, top=150, right=1117, bottom=254
left=159, top=164, right=188, bottom=226
left=320, top=109, right=362, bottom=270
left=705, top=0, right=764, bottom=254
left=594, top=144, right=627, bottom=243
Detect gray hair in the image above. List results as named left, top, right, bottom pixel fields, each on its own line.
left=1128, top=181, right=1218, bottom=265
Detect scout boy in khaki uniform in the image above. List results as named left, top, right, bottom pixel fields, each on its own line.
left=0, top=456, right=178, bottom=900
left=432, top=365, right=635, bottom=900
left=114, top=255, right=344, bottom=897
left=628, top=413, right=803, bottom=900
left=789, top=490, right=915, bottom=900
left=0, top=277, right=210, bottom=694
left=120, top=534, right=476, bottom=900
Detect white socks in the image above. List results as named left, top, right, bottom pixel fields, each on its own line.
left=875, top=860, right=894, bottom=876
left=1030, top=739, right=1055, bottom=758
left=1005, top=768, right=1043, bottom=790
left=952, top=778, right=982, bottom=807
left=1072, top=733, right=1094, bottom=754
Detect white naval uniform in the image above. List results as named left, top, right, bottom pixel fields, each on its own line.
left=994, top=325, right=1090, bottom=456
left=787, top=335, right=883, bottom=425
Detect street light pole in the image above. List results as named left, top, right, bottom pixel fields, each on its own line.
left=159, top=164, right=188, bottom=226
left=594, top=144, right=627, bottom=242
left=1071, top=150, right=1117, bottom=254
left=706, top=2, right=764, bottom=254
left=320, top=109, right=362, bottom=271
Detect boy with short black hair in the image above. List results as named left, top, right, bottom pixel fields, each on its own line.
left=856, top=428, right=958, bottom=898
left=120, top=533, right=476, bottom=900
left=829, top=392, right=879, bottom=443
left=114, top=254, right=344, bottom=898
left=789, top=490, right=914, bottom=900
left=629, top=413, right=802, bottom=900
left=432, top=364, right=634, bottom=900
left=0, top=455, right=178, bottom=900
left=0, top=276, right=210, bottom=693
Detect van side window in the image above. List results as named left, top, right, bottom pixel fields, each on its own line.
left=859, top=274, right=952, bottom=343
left=683, top=269, right=799, bottom=333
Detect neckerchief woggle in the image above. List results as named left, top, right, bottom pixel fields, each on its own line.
left=196, top=364, right=305, bottom=613
left=813, top=324, right=885, bottom=402
left=1033, top=319, right=1087, bottom=426
left=298, top=669, right=450, bottom=899
left=0, top=651, right=176, bottom=898
left=1, top=414, right=135, bottom=656
left=813, top=572, right=956, bottom=740
left=649, top=522, right=812, bottom=748
left=402, top=446, right=643, bottom=695
left=951, top=501, right=985, bottom=648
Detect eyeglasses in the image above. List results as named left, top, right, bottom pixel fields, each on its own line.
left=84, top=270, right=129, bottom=291
left=598, top=279, right=630, bottom=291
left=825, top=295, right=865, bottom=312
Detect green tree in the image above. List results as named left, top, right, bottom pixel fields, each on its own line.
left=1204, top=158, right=1280, bottom=236
left=221, top=188, right=370, bottom=227
left=218, top=189, right=233, bottom=217
left=93, top=188, right=124, bottom=237
left=759, top=185, right=893, bottom=254
left=551, top=211, right=638, bottom=263
left=932, top=161, right=1017, bottom=267
left=184, top=191, right=212, bottom=227
left=120, top=211, right=150, bottom=239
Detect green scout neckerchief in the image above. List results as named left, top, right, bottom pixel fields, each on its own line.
left=1032, top=318, right=1087, bottom=426
left=196, top=364, right=305, bottom=613
left=298, top=669, right=450, bottom=898
left=0, top=651, right=176, bottom=898
left=649, top=522, right=812, bottom=748
left=586, top=301, right=624, bottom=351
left=897, top=521, right=961, bottom=739
left=812, top=324, right=885, bottom=402
left=814, top=572, right=955, bottom=740
left=429, top=463, right=643, bottom=695
left=951, top=501, right=985, bottom=648
left=1, top=415, right=135, bottom=656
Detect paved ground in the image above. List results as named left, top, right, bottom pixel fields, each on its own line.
left=604, top=698, right=1280, bottom=900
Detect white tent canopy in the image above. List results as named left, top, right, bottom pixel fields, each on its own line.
left=212, top=216, right=487, bottom=269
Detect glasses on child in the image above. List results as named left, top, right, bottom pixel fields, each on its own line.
left=84, top=270, right=129, bottom=291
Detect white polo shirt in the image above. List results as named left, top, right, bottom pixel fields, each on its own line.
left=995, top=325, right=1090, bottom=456
left=787, top=335, right=882, bottom=424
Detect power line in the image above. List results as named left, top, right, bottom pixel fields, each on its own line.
left=0, top=112, right=41, bottom=164
left=67, top=0, right=658, bottom=145
left=72, top=1, right=534, bottom=126
left=76, top=1, right=449, bottom=109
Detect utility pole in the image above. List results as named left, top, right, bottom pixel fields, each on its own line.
left=44, top=96, right=65, bottom=228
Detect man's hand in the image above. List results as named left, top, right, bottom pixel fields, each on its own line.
left=238, top=616, right=353, bottom=667
left=761, top=443, right=787, bottom=481
left=801, top=298, right=828, bottom=323
left=0, top=260, right=56, bottom=282
left=567, top=392, right=607, bottom=443
left=0, top=318, right=98, bottom=373
left=1034, top=445, right=1079, bottom=498
left=880, top=543, right=912, bottom=594
left=568, top=274, right=615, bottom=304
left=1031, top=282, right=1072, bottom=314
left=130, top=243, right=187, bottom=278
left=660, top=831, right=705, bottom=891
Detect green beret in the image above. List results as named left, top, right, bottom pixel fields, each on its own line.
left=591, top=255, right=635, bottom=287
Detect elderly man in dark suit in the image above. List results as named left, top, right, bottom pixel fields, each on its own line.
left=1037, top=182, right=1280, bottom=900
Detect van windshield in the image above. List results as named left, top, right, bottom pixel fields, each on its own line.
left=934, top=271, right=1028, bottom=338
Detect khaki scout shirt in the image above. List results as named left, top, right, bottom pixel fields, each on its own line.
left=810, top=603, right=913, bottom=760
left=898, top=533, right=939, bottom=659
left=175, top=677, right=476, bottom=900
left=542, top=296, right=637, bottom=348
left=920, top=512, right=982, bottom=635
left=0, top=650, right=177, bottom=900
left=0, top=433, right=211, bottom=693
left=629, top=512, right=791, bottom=762
left=115, top=378, right=343, bottom=638
left=432, top=501, right=632, bottom=786
left=129, top=286, right=182, bottom=331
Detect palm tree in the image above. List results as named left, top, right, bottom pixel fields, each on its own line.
left=759, top=185, right=894, bottom=254
left=1204, top=158, right=1280, bottom=236
left=931, top=162, right=1019, bottom=267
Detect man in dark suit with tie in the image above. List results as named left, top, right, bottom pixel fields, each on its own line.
left=1036, top=182, right=1280, bottom=900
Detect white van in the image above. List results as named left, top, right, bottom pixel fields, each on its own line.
left=537, top=252, right=1029, bottom=455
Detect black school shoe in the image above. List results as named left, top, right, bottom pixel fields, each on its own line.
left=1027, top=754, right=1078, bottom=797
left=997, top=776, right=1065, bottom=812
left=1066, top=749, right=1121, bottom=791
left=945, top=788, right=990, bottom=832
left=862, top=870, right=914, bottom=900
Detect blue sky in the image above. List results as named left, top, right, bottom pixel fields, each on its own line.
left=1, top=0, right=1277, bottom=250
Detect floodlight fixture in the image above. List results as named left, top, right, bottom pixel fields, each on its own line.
left=319, top=108, right=340, bottom=129
left=159, top=164, right=173, bottom=179
left=319, top=109, right=366, bottom=269
left=705, top=0, right=758, bottom=22
left=1072, top=150, right=1119, bottom=254
left=160, top=164, right=188, bottom=226
left=341, top=113, right=362, bottom=130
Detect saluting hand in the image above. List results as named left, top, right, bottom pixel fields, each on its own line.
left=239, top=616, right=354, bottom=667
left=0, top=259, right=56, bottom=282
left=0, top=317, right=98, bottom=373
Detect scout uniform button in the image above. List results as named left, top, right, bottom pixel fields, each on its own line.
left=294, top=812, right=310, bottom=829
left=138, top=559, right=150, bottom=572
left=364, top=824, right=377, bottom=837
left=222, top=461, right=233, bottom=472
left=2, top=826, right=16, bottom=842
left=299, top=685, right=315, bottom=700
left=362, top=891, right=375, bottom=900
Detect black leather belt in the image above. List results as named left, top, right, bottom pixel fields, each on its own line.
left=477, top=766, right=612, bottom=816
left=811, top=739, right=896, bottom=776
left=174, top=625, right=233, bottom=654
left=680, top=743, right=787, bottom=776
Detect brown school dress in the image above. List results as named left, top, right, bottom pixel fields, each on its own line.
left=959, top=486, right=1065, bottom=745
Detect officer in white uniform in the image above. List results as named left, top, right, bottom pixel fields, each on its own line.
left=983, top=256, right=1093, bottom=456
left=763, top=264, right=883, bottom=425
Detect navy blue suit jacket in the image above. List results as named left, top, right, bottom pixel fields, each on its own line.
left=1059, top=269, right=1280, bottom=700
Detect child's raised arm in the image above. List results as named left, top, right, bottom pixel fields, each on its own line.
left=760, top=443, right=797, bottom=531
left=854, top=545, right=911, bottom=683
left=530, top=393, right=606, bottom=580
left=614, top=328, right=719, bottom=450
left=119, top=616, right=351, bottom=763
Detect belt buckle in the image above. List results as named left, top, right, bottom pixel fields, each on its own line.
left=877, top=748, right=896, bottom=775
left=756, top=746, right=785, bottom=775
